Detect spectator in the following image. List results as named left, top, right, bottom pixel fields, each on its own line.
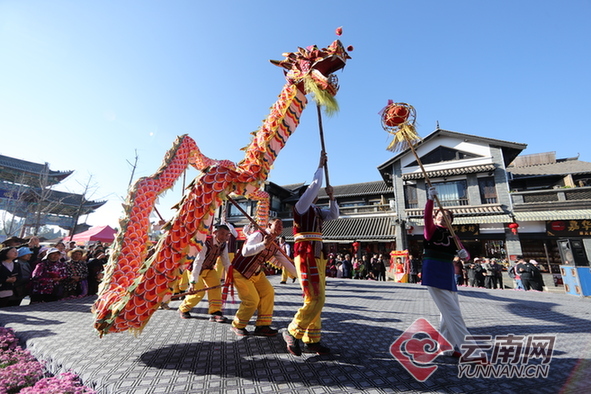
left=64, top=248, right=89, bottom=298
left=341, top=254, right=353, bottom=279
left=31, top=248, right=69, bottom=303
left=1, top=236, right=24, bottom=248
left=14, top=247, right=34, bottom=303
left=529, top=260, right=545, bottom=291
left=453, top=256, right=464, bottom=286
left=87, top=250, right=107, bottom=296
left=408, top=254, right=421, bottom=284
left=0, top=247, right=22, bottom=307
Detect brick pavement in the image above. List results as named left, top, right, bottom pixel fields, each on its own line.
left=1, top=277, right=590, bottom=394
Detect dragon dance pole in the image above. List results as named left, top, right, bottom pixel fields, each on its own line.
left=380, top=101, right=461, bottom=250
left=226, top=196, right=294, bottom=263
left=170, top=284, right=223, bottom=300
left=316, top=105, right=331, bottom=187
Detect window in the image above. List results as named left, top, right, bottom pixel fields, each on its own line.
left=229, top=201, right=250, bottom=217
left=432, top=180, right=468, bottom=206
left=270, top=195, right=281, bottom=211
left=478, top=177, right=498, bottom=204
left=404, top=184, right=418, bottom=208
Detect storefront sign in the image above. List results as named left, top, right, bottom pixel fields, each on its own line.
left=452, top=224, right=480, bottom=236
left=546, top=220, right=591, bottom=236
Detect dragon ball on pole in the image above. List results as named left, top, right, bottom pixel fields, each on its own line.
left=379, top=101, right=461, bottom=250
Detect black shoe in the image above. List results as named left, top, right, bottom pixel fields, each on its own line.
left=253, top=325, right=278, bottom=337
left=179, top=310, right=191, bottom=319
left=303, top=342, right=330, bottom=355
left=279, top=281, right=287, bottom=284
left=231, top=326, right=249, bottom=337
left=282, top=330, right=301, bottom=356
left=292, top=277, right=297, bottom=283
left=209, top=314, right=228, bottom=323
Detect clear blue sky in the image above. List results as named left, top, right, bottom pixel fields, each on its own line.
left=1, top=1, right=590, bottom=229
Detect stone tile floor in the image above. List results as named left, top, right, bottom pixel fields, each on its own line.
left=1, top=277, right=590, bottom=393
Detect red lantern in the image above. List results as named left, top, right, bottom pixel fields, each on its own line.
left=508, top=222, right=520, bottom=235
left=383, top=104, right=410, bottom=127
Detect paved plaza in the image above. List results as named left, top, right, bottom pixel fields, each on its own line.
left=1, top=277, right=590, bottom=394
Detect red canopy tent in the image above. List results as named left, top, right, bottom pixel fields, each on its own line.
left=70, top=225, right=116, bottom=244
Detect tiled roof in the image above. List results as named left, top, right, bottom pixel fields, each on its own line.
left=514, top=210, right=591, bottom=221
left=0, top=154, right=73, bottom=180
left=281, top=216, right=396, bottom=241
left=406, top=204, right=506, bottom=217
left=318, top=180, right=393, bottom=198
left=402, top=164, right=497, bottom=180
left=508, top=160, right=591, bottom=177
left=408, top=214, right=513, bottom=226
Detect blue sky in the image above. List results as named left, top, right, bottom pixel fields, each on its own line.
left=1, top=1, right=590, bottom=229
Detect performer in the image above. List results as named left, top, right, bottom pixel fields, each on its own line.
left=278, top=236, right=296, bottom=284
left=283, top=152, right=339, bottom=356
left=422, top=187, right=476, bottom=357
left=178, top=223, right=233, bottom=322
left=230, top=218, right=296, bottom=336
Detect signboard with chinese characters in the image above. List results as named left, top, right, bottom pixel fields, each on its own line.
left=546, top=220, right=591, bottom=237
left=451, top=224, right=480, bottom=236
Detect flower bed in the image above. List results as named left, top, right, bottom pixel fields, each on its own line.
left=0, top=327, right=96, bottom=394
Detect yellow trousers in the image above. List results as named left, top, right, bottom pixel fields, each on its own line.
left=281, top=267, right=289, bottom=282
left=287, top=255, right=327, bottom=344
left=215, top=252, right=234, bottom=280
left=232, top=270, right=274, bottom=329
left=178, top=268, right=222, bottom=314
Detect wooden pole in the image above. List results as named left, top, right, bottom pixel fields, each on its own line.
left=406, top=140, right=462, bottom=251
left=226, top=196, right=293, bottom=263
left=171, top=284, right=223, bottom=300
left=316, top=105, right=331, bottom=187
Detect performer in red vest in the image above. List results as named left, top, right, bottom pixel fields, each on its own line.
left=178, top=224, right=231, bottom=322
left=283, top=152, right=339, bottom=356
left=230, top=218, right=296, bottom=336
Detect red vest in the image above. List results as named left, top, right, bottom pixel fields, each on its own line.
left=202, top=236, right=226, bottom=270
left=231, top=230, right=278, bottom=279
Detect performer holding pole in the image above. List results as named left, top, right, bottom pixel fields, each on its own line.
left=177, top=223, right=232, bottom=323
left=380, top=101, right=482, bottom=360
left=229, top=218, right=297, bottom=337
left=283, top=151, right=339, bottom=356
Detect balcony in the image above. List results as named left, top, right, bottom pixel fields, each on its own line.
left=511, top=186, right=591, bottom=211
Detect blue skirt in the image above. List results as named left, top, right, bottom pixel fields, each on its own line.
left=421, top=251, right=457, bottom=292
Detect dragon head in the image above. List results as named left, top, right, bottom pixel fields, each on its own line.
left=270, top=32, right=352, bottom=106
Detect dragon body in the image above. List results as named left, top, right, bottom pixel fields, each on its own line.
left=93, top=37, right=351, bottom=336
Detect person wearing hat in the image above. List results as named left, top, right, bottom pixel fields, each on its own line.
left=178, top=224, right=232, bottom=322
left=1, top=236, right=25, bottom=248
left=31, top=247, right=69, bottom=303
left=64, top=248, right=89, bottom=298
left=13, top=247, right=34, bottom=303
left=0, top=247, right=22, bottom=307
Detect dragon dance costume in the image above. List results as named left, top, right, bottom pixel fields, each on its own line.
left=178, top=234, right=230, bottom=315
left=231, top=228, right=296, bottom=330
left=287, top=166, right=339, bottom=344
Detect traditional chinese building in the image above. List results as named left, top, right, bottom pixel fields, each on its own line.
left=0, top=154, right=107, bottom=234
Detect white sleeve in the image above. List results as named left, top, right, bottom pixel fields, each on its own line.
left=222, top=221, right=238, bottom=238
left=190, top=245, right=208, bottom=283
left=241, top=231, right=266, bottom=257
left=295, top=167, right=323, bottom=215
left=220, top=245, right=231, bottom=269
left=275, top=250, right=297, bottom=277
left=320, top=199, right=340, bottom=221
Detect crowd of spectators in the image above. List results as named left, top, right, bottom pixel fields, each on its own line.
left=0, top=236, right=109, bottom=307
left=325, top=252, right=388, bottom=280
